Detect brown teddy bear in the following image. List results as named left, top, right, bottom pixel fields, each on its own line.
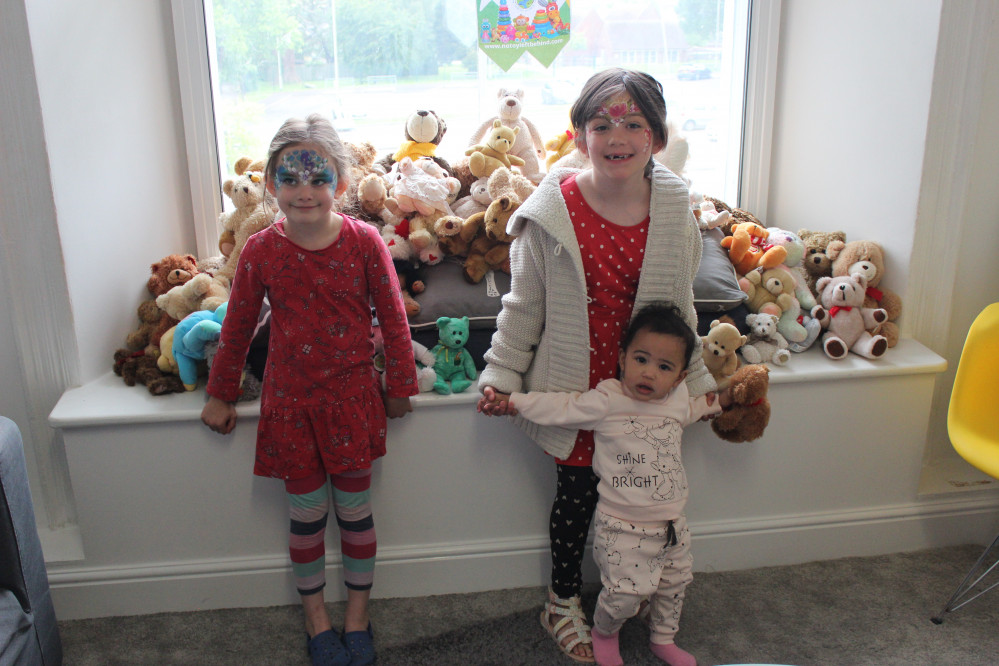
left=701, top=319, right=747, bottom=389
left=113, top=348, right=186, bottom=395
left=458, top=167, right=535, bottom=283
left=798, top=229, right=847, bottom=296
left=124, top=300, right=164, bottom=353
left=147, top=253, right=199, bottom=297
left=216, top=157, right=275, bottom=282
left=144, top=253, right=200, bottom=348
left=711, top=364, right=771, bottom=443
left=830, top=240, right=902, bottom=348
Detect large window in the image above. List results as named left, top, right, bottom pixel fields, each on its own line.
left=175, top=0, right=778, bottom=258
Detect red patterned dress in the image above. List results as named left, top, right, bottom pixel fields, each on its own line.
left=207, top=217, right=417, bottom=480
left=558, top=173, right=649, bottom=466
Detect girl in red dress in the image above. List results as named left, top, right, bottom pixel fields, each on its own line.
left=202, top=114, right=417, bottom=666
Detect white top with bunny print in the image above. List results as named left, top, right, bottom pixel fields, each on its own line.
left=511, top=379, right=720, bottom=522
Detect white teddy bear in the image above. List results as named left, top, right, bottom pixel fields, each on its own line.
left=740, top=313, right=791, bottom=366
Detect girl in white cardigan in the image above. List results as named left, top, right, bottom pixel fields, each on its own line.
left=478, top=68, right=713, bottom=664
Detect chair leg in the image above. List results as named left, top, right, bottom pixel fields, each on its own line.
left=932, top=531, right=999, bottom=624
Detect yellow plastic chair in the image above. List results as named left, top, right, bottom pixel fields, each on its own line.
left=932, top=303, right=999, bottom=624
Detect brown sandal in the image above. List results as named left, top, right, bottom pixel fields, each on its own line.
left=541, top=588, right=595, bottom=663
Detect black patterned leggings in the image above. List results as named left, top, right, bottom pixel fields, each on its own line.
left=549, top=463, right=599, bottom=599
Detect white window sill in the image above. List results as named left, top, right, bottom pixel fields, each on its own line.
left=49, top=339, right=946, bottom=430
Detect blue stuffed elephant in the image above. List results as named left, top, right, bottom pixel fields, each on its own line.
left=172, top=302, right=228, bottom=390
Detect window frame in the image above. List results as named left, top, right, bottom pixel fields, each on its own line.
left=172, top=0, right=782, bottom=256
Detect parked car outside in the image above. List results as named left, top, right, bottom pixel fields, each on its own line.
left=677, top=64, right=712, bottom=81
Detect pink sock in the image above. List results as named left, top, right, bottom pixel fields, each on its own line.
left=649, top=641, right=696, bottom=666
left=591, top=629, right=623, bottom=666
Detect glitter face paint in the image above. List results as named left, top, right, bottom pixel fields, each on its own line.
left=275, top=149, right=336, bottom=192
left=588, top=94, right=653, bottom=153
left=594, top=95, right=641, bottom=126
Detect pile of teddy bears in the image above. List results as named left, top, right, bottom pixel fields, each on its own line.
left=697, top=194, right=903, bottom=393
left=114, top=85, right=900, bottom=416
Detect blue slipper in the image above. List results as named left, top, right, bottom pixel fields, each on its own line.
left=342, top=623, right=375, bottom=666
left=306, top=629, right=351, bottom=666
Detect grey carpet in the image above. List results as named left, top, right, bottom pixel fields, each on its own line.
left=58, top=544, right=999, bottom=665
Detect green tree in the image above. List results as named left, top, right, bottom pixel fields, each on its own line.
left=213, top=0, right=300, bottom=91
left=335, top=0, right=438, bottom=79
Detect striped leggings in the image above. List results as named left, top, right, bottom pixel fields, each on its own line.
left=285, top=468, right=375, bottom=596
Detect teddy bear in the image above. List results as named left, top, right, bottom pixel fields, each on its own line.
left=798, top=228, right=847, bottom=296
left=465, top=119, right=526, bottom=180
left=762, top=227, right=822, bottom=350
left=457, top=168, right=534, bottom=283
left=377, top=110, right=452, bottom=176
left=166, top=302, right=228, bottom=391
left=216, top=157, right=275, bottom=282
left=155, top=272, right=230, bottom=324
left=113, top=348, right=186, bottom=395
left=830, top=240, right=902, bottom=348
left=711, top=364, right=771, bottom=443
left=450, top=178, right=491, bottom=219
left=740, top=313, right=791, bottom=366
left=355, top=172, right=400, bottom=229
left=544, top=128, right=576, bottom=170
left=430, top=316, right=478, bottom=395
left=469, top=88, right=546, bottom=183
left=701, top=319, right=747, bottom=389
left=811, top=273, right=889, bottom=360
left=720, top=222, right=788, bottom=275
left=741, top=265, right=797, bottom=319
left=144, top=253, right=200, bottom=349
left=434, top=215, right=471, bottom=257
left=123, top=299, right=165, bottom=353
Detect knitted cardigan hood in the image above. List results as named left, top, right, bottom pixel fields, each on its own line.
left=480, top=163, right=715, bottom=459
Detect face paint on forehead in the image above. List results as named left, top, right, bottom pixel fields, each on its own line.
left=594, top=95, right=641, bottom=126
left=275, top=149, right=336, bottom=190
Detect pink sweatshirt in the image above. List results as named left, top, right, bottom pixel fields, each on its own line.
left=511, top=379, right=720, bottom=522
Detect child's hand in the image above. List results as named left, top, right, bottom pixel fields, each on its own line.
left=719, top=387, right=734, bottom=410
left=202, top=396, right=237, bottom=435
left=384, top=396, right=413, bottom=419
left=700, top=391, right=718, bottom=421
left=477, top=386, right=517, bottom=416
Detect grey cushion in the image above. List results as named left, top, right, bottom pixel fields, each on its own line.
left=694, top=227, right=747, bottom=312
left=409, top=259, right=510, bottom=332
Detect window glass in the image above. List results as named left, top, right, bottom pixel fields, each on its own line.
left=207, top=0, right=748, bottom=206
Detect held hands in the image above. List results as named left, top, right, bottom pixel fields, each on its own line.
left=202, top=396, right=237, bottom=434
left=477, top=386, right=518, bottom=417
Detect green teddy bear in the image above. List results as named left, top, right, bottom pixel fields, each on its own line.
left=430, top=316, right=478, bottom=395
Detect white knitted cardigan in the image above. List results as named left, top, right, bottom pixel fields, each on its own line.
left=479, top=164, right=715, bottom=459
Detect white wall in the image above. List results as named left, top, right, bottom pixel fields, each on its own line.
left=767, top=0, right=942, bottom=295
left=25, top=0, right=196, bottom=383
